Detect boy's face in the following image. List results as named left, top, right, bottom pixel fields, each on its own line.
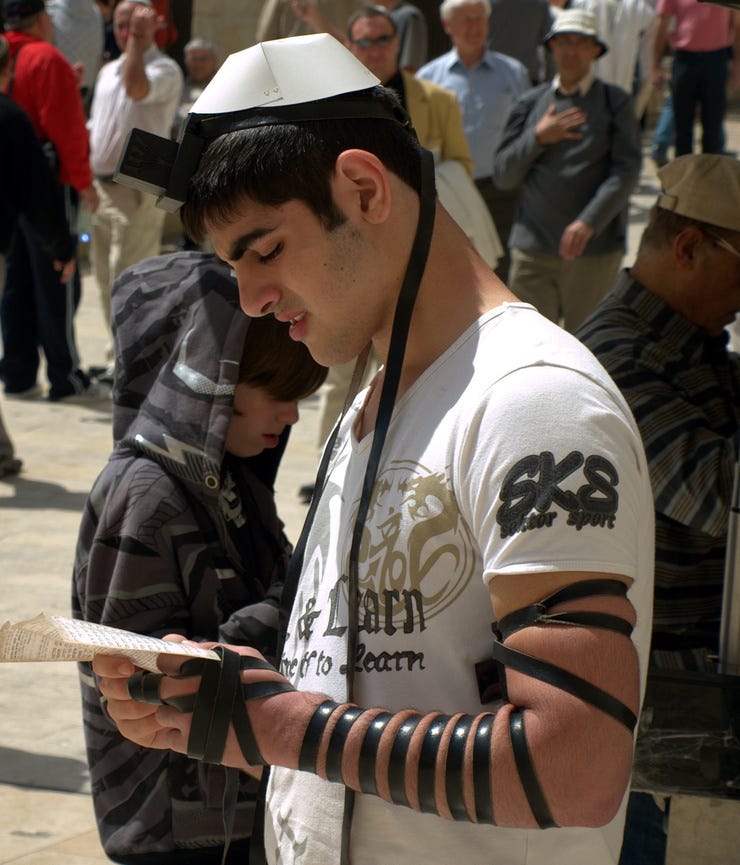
left=209, top=196, right=391, bottom=368
left=225, top=383, right=299, bottom=458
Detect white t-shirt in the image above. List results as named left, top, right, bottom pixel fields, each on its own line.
left=88, top=46, right=183, bottom=175
left=266, top=303, right=654, bottom=865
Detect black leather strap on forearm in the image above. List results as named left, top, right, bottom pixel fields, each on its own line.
left=297, top=700, right=499, bottom=823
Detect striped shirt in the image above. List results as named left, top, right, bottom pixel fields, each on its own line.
left=578, top=270, right=740, bottom=667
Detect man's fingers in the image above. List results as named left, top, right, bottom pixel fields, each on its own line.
left=93, top=654, right=136, bottom=678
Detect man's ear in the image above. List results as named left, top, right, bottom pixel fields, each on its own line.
left=673, top=226, right=705, bottom=269
left=333, top=149, right=392, bottom=225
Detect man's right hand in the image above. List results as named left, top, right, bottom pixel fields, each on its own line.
left=80, top=185, right=99, bottom=213
left=128, top=2, right=160, bottom=48
left=534, top=104, right=587, bottom=146
left=54, top=258, right=77, bottom=284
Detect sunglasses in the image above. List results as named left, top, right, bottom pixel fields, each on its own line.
left=706, top=230, right=740, bottom=260
left=351, top=34, right=395, bottom=49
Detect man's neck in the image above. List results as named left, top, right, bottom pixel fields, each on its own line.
left=555, top=68, right=595, bottom=95
left=457, top=45, right=486, bottom=68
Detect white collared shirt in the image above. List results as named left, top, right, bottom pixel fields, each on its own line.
left=552, top=67, right=596, bottom=97
left=88, top=46, right=183, bottom=176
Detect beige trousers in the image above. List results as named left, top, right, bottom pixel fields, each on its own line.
left=508, top=246, right=623, bottom=334
left=91, top=179, right=167, bottom=347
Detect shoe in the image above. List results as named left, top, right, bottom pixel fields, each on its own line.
left=88, top=362, right=115, bottom=386
left=4, top=383, right=43, bottom=400
left=0, top=455, right=22, bottom=478
left=48, top=380, right=112, bottom=403
left=298, top=483, right=315, bottom=504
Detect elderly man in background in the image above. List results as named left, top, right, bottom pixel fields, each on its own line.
left=172, top=36, right=220, bottom=137
left=87, top=0, right=182, bottom=370
left=417, top=0, right=529, bottom=279
left=493, top=9, right=641, bottom=332
left=577, top=152, right=740, bottom=865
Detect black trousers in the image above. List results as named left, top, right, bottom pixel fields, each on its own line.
left=1, top=214, right=88, bottom=399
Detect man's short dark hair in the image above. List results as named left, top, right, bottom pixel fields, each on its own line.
left=346, top=5, right=397, bottom=42
left=638, top=204, right=733, bottom=253
left=181, top=87, right=422, bottom=244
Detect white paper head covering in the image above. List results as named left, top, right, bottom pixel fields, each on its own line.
left=114, top=34, right=403, bottom=211
left=191, top=33, right=379, bottom=116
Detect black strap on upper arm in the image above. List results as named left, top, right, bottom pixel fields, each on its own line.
left=495, top=578, right=631, bottom=640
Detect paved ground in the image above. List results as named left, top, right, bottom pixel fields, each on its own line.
left=1, top=113, right=739, bottom=864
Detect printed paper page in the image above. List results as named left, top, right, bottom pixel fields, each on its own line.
left=0, top=613, right=219, bottom=673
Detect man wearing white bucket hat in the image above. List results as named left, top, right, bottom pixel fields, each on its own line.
left=493, top=8, right=642, bottom=333
left=93, top=32, right=654, bottom=865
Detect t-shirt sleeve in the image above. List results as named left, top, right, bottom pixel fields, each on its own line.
left=454, top=363, right=650, bottom=584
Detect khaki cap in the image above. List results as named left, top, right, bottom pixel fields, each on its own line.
left=657, top=154, right=740, bottom=232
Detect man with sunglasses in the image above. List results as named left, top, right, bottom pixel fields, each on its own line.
left=577, top=152, right=740, bottom=865
left=347, top=4, right=472, bottom=173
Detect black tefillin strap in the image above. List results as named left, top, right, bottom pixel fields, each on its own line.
left=298, top=701, right=498, bottom=825
left=127, top=646, right=294, bottom=865
left=339, top=144, right=437, bottom=863
left=275, top=146, right=437, bottom=864
left=491, top=578, right=637, bottom=829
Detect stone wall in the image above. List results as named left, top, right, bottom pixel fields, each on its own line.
left=191, top=0, right=264, bottom=59
left=189, top=0, right=450, bottom=63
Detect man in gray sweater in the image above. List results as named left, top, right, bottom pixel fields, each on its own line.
left=493, top=9, right=641, bottom=333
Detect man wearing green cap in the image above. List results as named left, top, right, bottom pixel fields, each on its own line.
left=92, top=32, right=655, bottom=865
left=577, top=152, right=740, bottom=865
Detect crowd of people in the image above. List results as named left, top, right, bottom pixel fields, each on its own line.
left=1, top=2, right=739, bottom=865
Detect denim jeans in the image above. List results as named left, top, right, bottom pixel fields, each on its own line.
left=652, top=93, right=675, bottom=155
left=618, top=791, right=669, bottom=865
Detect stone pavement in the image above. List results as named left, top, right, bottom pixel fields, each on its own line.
left=1, top=112, right=739, bottom=864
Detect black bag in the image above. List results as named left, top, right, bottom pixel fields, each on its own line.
left=632, top=668, right=740, bottom=799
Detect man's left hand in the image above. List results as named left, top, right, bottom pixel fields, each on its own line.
left=559, top=219, right=595, bottom=260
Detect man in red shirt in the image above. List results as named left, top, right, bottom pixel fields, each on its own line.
left=1, top=0, right=101, bottom=401
left=652, top=0, right=740, bottom=156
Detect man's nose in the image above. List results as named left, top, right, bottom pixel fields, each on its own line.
left=235, top=267, right=280, bottom=317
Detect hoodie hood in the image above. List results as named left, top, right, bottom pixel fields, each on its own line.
left=111, top=251, right=249, bottom=507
